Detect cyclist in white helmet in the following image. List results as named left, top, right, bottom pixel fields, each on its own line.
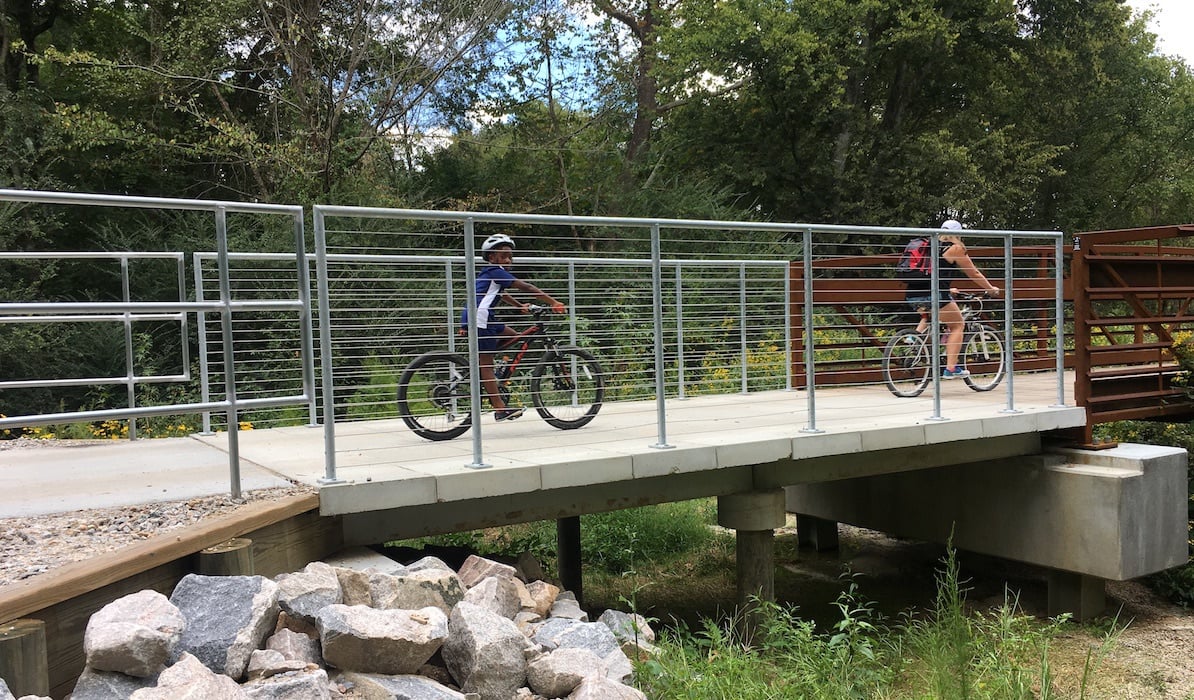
left=461, top=233, right=566, bottom=421
left=904, top=218, right=1001, bottom=379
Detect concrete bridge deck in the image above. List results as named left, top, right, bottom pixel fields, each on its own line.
left=3, top=372, right=1083, bottom=527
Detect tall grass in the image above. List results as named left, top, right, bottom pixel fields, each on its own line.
left=636, top=542, right=1118, bottom=699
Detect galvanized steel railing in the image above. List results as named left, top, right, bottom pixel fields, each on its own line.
left=0, top=190, right=311, bottom=498
left=0, top=190, right=1069, bottom=494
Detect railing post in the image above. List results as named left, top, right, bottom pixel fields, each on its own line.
left=313, top=207, right=341, bottom=484
left=650, top=223, right=673, bottom=449
left=215, top=206, right=242, bottom=499
left=1055, top=235, right=1070, bottom=408
left=463, top=218, right=490, bottom=468
left=676, top=263, right=686, bottom=399
left=292, top=214, right=318, bottom=428
left=446, top=259, right=456, bottom=353
left=568, top=261, right=577, bottom=345
left=194, top=255, right=214, bottom=435
left=1001, top=235, right=1020, bottom=414
left=800, top=228, right=822, bottom=434
left=740, top=262, right=748, bottom=394
left=784, top=261, right=793, bottom=391
left=120, top=255, right=138, bottom=440
left=927, top=233, right=946, bottom=422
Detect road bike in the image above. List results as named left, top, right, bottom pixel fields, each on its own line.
left=882, top=291, right=1006, bottom=398
left=396, top=305, right=604, bottom=441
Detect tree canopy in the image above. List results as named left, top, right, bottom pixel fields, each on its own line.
left=1, top=0, right=1191, bottom=233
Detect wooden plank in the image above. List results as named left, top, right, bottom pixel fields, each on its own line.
left=0, top=493, right=318, bottom=624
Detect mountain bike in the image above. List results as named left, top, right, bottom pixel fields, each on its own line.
left=882, top=291, right=1006, bottom=398
left=396, top=305, right=604, bottom=441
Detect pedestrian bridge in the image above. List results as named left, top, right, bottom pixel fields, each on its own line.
left=0, top=189, right=1190, bottom=622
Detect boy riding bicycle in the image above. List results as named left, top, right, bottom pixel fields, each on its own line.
left=461, top=234, right=566, bottom=421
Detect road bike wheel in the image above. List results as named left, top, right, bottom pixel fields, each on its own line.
left=396, top=351, right=474, bottom=441
left=963, top=324, right=1005, bottom=392
left=531, top=347, right=604, bottom=430
left=883, top=329, right=931, bottom=398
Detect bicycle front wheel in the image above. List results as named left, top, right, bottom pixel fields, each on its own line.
left=883, top=329, right=931, bottom=398
left=963, top=324, right=1005, bottom=392
left=531, top=347, right=604, bottom=430
left=396, top=352, right=474, bottom=441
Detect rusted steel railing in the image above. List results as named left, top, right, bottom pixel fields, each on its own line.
left=1071, top=225, right=1194, bottom=444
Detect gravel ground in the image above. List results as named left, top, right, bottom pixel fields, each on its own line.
left=0, top=437, right=316, bottom=587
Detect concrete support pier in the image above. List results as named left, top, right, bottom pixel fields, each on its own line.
left=718, top=490, right=787, bottom=607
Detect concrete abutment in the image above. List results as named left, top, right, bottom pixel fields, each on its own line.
left=783, top=443, right=1187, bottom=621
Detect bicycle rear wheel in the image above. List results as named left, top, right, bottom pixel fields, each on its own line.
left=883, top=329, right=931, bottom=397
left=531, top=347, right=604, bottom=429
left=962, top=324, right=1005, bottom=392
left=396, top=352, right=474, bottom=441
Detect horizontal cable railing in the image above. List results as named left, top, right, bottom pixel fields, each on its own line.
left=312, top=205, right=1066, bottom=478
left=0, top=189, right=311, bottom=498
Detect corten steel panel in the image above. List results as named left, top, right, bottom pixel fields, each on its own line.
left=1071, top=225, right=1194, bottom=443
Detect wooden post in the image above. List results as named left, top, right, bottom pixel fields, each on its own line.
left=0, top=618, right=48, bottom=697
left=557, top=517, right=582, bottom=607
left=196, top=538, right=254, bottom=576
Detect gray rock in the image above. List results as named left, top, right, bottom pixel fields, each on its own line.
left=242, top=668, right=332, bottom=699
left=567, top=677, right=647, bottom=699
left=333, top=566, right=374, bottom=607
left=405, top=556, right=455, bottom=574
left=317, top=604, right=448, bottom=674
left=463, top=575, right=521, bottom=619
left=337, top=671, right=467, bottom=699
left=322, top=547, right=407, bottom=575
left=525, top=581, right=560, bottom=617
left=84, top=590, right=185, bottom=677
left=245, top=649, right=310, bottom=680
left=515, top=551, right=546, bottom=582
left=276, top=562, right=342, bottom=624
left=371, top=569, right=464, bottom=614
left=549, top=594, right=588, bottom=622
left=443, top=601, right=529, bottom=700
left=59, top=666, right=156, bottom=700
left=0, top=678, right=9, bottom=700
left=265, top=628, right=322, bottom=665
left=526, top=647, right=604, bottom=698
left=532, top=617, right=582, bottom=651
left=597, top=610, right=655, bottom=645
left=129, top=652, right=248, bottom=699
left=457, top=555, right=517, bottom=588
left=170, top=574, right=280, bottom=680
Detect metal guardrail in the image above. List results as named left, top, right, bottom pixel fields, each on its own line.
left=312, top=205, right=1068, bottom=480
left=0, top=190, right=311, bottom=498
left=0, top=191, right=1070, bottom=494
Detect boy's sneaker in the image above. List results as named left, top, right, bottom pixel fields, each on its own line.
left=942, top=366, right=970, bottom=379
left=495, top=407, right=525, bottom=422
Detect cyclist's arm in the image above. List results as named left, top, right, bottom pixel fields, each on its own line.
left=510, top=280, right=566, bottom=313
left=944, top=246, right=1000, bottom=296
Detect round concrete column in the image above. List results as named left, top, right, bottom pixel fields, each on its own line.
left=717, top=490, right=786, bottom=609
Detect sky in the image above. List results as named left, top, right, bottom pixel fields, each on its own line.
left=1125, top=0, right=1194, bottom=64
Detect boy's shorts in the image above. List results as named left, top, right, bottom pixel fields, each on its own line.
left=462, top=324, right=507, bottom=352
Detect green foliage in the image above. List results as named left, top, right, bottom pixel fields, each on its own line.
left=390, top=500, right=715, bottom=576
left=638, top=544, right=1094, bottom=698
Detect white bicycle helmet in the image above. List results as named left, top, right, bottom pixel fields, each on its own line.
left=481, top=233, right=515, bottom=256
left=940, top=219, right=963, bottom=230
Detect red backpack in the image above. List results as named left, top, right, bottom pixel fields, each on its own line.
left=895, top=237, right=932, bottom=281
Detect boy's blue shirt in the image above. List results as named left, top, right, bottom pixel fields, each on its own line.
left=460, top=264, right=517, bottom=329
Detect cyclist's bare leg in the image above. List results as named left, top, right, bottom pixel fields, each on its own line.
left=940, top=302, right=965, bottom=369
left=480, top=328, right=518, bottom=410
